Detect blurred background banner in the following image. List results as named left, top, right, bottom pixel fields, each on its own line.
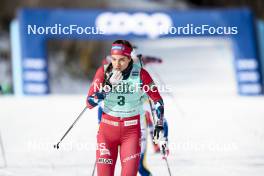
left=10, top=8, right=263, bottom=95
left=257, top=20, right=264, bottom=88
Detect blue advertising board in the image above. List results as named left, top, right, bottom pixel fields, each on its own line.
left=13, top=8, right=263, bottom=95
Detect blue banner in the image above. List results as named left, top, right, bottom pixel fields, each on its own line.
left=16, top=8, right=263, bottom=95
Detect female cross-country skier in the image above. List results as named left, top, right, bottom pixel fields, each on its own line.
left=99, top=51, right=169, bottom=176
left=86, top=40, right=168, bottom=176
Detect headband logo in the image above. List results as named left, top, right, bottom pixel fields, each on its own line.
left=111, top=45, right=124, bottom=50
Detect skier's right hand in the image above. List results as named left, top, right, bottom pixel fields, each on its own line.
left=94, top=92, right=105, bottom=103
left=87, top=92, right=105, bottom=107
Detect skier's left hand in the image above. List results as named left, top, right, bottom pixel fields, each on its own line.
left=153, top=100, right=165, bottom=143
left=160, top=139, right=169, bottom=159
left=153, top=123, right=169, bottom=159
left=153, top=119, right=164, bottom=144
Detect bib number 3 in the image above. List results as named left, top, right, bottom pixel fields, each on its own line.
left=117, top=96, right=125, bottom=106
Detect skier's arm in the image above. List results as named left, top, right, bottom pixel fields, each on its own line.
left=86, top=66, right=105, bottom=109
left=140, top=68, right=164, bottom=121
left=140, top=68, right=168, bottom=153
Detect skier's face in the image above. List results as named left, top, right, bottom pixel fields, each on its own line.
left=111, top=55, right=131, bottom=71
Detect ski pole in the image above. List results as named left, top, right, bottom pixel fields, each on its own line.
left=139, top=54, right=171, bottom=175
left=148, top=98, right=156, bottom=124
left=54, top=106, right=87, bottom=149
left=0, top=131, right=7, bottom=168
left=161, top=144, right=172, bottom=176
left=91, top=159, right=96, bottom=176
left=164, top=157, right=172, bottom=176
left=138, top=54, right=157, bottom=124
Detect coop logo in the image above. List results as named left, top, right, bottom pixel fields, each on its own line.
left=96, top=12, right=173, bottom=38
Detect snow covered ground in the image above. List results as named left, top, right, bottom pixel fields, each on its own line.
left=1, top=95, right=264, bottom=176
left=1, top=38, right=264, bottom=175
